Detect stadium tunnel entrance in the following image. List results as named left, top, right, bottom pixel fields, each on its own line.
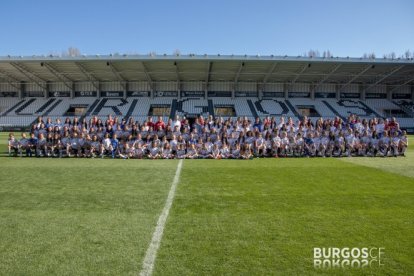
left=186, top=116, right=197, bottom=130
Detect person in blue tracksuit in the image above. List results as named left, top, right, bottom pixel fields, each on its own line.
left=111, top=134, right=119, bottom=158
left=28, top=133, right=38, bottom=157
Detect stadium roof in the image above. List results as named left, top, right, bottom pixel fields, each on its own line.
left=0, top=55, right=413, bottom=90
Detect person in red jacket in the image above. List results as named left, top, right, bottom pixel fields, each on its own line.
left=154, top=116, right=166, bottom=130
left=146, top=116, right=154, bottom=130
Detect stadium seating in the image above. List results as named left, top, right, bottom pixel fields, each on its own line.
left=393, top=100, right=414, bottom=116
left=0, top=96, right=413, bottom=130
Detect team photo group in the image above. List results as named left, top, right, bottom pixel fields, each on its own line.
left=7, top=114, right=408, bottom=159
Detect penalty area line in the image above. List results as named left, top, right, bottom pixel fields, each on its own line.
left=139, top=159, right=183, bottom=276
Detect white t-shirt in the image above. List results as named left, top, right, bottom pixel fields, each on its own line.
left=173, top=120, right=181, bottom=129
left=9, top=138, right=19, bottom=147
left=19, top=138, right=29, bottom=147
left=103, top=138, right=111, bottom=149
left=375, top=124, right=385, bottom=134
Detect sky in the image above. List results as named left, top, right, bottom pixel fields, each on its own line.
left=1, top=0, right=413, bottom=58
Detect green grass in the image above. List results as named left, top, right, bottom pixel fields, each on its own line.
left=339, top=145, right=414, bottom=178
left=0, top=134, right=179, bottom=274
left=0, top=132, right=413, bottom=275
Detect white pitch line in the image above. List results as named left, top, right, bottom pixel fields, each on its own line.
left=139, top=159, right=183, bottom=276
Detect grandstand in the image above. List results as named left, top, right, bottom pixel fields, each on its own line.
left=0, top=55, right=413, bottom=131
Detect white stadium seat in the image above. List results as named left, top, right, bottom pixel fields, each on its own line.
left=0, top=96, right=413, bottom=129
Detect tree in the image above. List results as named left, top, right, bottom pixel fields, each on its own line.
left=363, top=52, right=376, bottom=59
left=62, top=47, right=81, bottom=57
left=323, top=50, right=332, bottom=58
left=383, top=52, right=396, bottom=59
left=307, top=49, right=320, bottom=58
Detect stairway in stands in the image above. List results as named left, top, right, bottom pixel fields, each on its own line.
left=92, top=99, right=108, bottom=115
left=247, top=100, right=258, bottom=117
left=84, top=99, right=100, bottom=117
left=43, top=99, right=62, bottom=116
left=208, top=100, right=215, bottom=117
left=358, top=101, right=382, bottom=117
left=15, top=99, right=36, bottom=114
left=79, top=99, right=101, bottom=121
left=393, top=101, right=414, bottom=117
left=1, top=100, right=25, bottom=116
left=284, top=100, right=302, bottom=119
left=35, top=98, right=55, bottom=114
left=170, top=99, right=178, bottom=118
left=254, top=101, right=268, bottom=115
left=322, top=101, right=345, bottom=121
left=123, top=99, right=138, bottom=121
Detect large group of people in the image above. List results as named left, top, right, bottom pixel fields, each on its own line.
left=7, top=114, right=408, bottom=159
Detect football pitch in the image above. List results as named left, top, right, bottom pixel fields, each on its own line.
left=0, top=132, right=413, bottom=275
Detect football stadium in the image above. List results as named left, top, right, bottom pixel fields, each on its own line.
left=1, top=1, right=413, bottom=275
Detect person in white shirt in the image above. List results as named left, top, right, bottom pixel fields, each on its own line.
left=320, top=132, right=330, bottom=157
left=89, top=135, right=100, bottom=158
left=375, top=119, right=385, bottom=136
left=170, top=135, right=179, bottom=153
left=199, top=143, right=210, bottom=159
left=368, top=131, right=379, bottom=157
left=220, top=143, right=231, bottom=159
left=264, top=133, right=273, bottom=157
left=176, top=144, right=187, bottom=159
left=148, top=141, right=161, bottom=159
left=272, top=131, right=282, bottom=157
left=134, top=143, right=145, bottom=159
left=19, top=133, right=30, bottom=157
left=68, top=132, right=81, bottom=157
left=378, top=131, right=390, bottom=156
left=172, top=115, right=181, bottom=130
left=390, top=132, right=400, bottom=157
left=100, top=133, right=112, bottom=158
left=345, top=130, right=356, bottom=157
left=254, top=133, right=265, bottom=157
left=186, top=144, right=198, bottom=159
left=241, top=144, right=253, bottom=159
left=231, top=143, right=241, bottom=159
left=37, top=133, right=47, bottom=157
left=399, top=131, right=408, bottom=156
left=280, top=132, right=290, bottom=157
left=333, top=132, right=345, bottom=157
left=8, top=133, right=19, bottom=157
left=211, top=144, right=222, bottom=159
left=295, top=133, right=304, bottom=157
left=161, top=143, right=173, bottom=159
left=360, top=131, right=371, bottom=156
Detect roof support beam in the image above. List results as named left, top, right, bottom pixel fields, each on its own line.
left=174, top=62, right=181, bottom=92
left=291, top=63, right=310, bottom=84
left=140, top=62, right=154, bottom=91
left=234, top=62, right=245, bottom=84
left=41, top=62, right=74, bottom=90
left=364, top=65, right=404, bottom=92
left=205, top=61, right=212, bottom=84
left=106, top=62, right=127, bottom=90
left=0, top=69, right=21, bottom=90
left=9, top=62, right=47, bottom=90
left=74, top=62, right=100, bottom=90
left=262, top=62, right=278, bottom=84
left=173, top=62, right=181, bottom=82
left=388, top=77, right=414, bottom=93
left=339, top=64, right=373, bottom=91
left=314, top=63, right=342, bottom=89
